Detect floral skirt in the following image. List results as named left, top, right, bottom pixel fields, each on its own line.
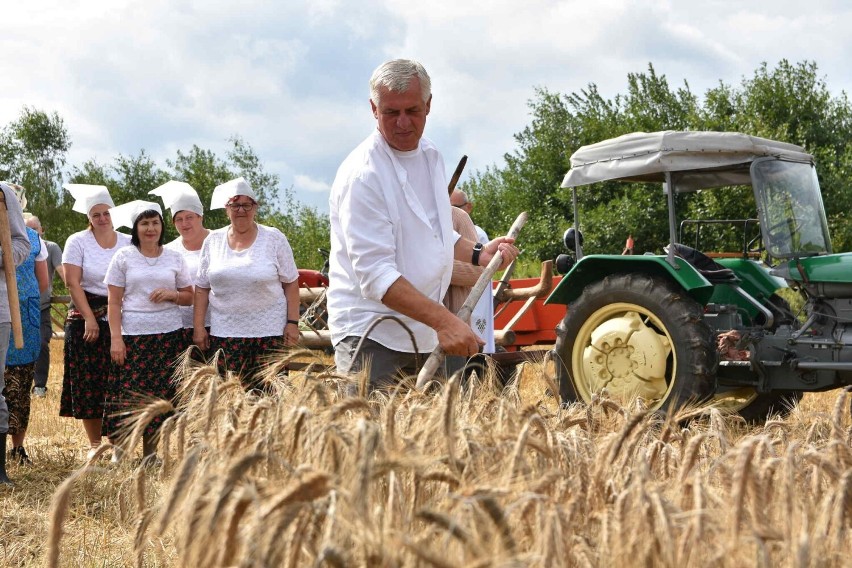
left=209, top=335, right=284, bottom=391
left=102, top=329, right=184, bottom=440
left=4, top=363, right=34, bottom=435
left=60, top=319, right=111, bottom=419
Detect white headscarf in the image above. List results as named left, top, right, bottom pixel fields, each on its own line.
left=149, top=180, right=204, bottom=217
left=64, top=184, right=115, bottom=214
left=109, top=200, right=163, bottom=230
left=210, top=177, right=257, bottom=210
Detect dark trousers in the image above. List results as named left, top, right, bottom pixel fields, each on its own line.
left=334, top=336, right=446, bottom=392
left=33, top=307, right=52, bottom=389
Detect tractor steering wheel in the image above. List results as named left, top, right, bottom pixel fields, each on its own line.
left=765, top=218, right=801, bottom=247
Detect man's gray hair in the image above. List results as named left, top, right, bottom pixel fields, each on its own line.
left=453, top=190, right=469, bottom=205
left=369, top=59, right=432, bottom=105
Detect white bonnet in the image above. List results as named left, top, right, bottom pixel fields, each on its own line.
left=149, top=180, right=204, bottom=217
left=210, top=177, right=257, bottom=210
left=109, top=200, right=163, bottom=230
left=64, top=184, right=115, bottom=214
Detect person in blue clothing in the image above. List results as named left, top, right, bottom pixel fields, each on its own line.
left=3, top=185, right=48, bottom=466
left=0, top=182, right=29, bottom=484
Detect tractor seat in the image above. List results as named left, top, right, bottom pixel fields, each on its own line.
left=666, top=243, right=739, bottom=284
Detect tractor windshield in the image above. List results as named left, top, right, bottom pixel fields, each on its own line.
left=751, top=158, right=832, bottom=259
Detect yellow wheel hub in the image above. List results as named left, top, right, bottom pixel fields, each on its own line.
left=573, top=303, right=675, bottom=406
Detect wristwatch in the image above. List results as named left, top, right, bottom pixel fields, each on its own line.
left=471, top=242, right=483, bottom=266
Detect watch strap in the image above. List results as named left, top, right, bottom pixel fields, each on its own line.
left=471, top=242, right=483, bottom=266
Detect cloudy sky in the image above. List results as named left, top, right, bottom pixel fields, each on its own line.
left=2, top=1, right=850, bottom=213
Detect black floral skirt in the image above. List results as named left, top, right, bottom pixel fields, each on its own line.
left=102, top=329, right=184, bottom=440
left=60, top=319, right=111, bottom=420
left=5, top=363, right=34, bottom=435
left=209, top=335, right=284, bottom=391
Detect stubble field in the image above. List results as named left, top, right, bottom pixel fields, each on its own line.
left=1, top=339, right=851, bottom=567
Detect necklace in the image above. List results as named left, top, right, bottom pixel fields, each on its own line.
left=142, top=247, right=162, bottom=266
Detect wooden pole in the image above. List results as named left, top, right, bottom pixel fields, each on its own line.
left=0, top=191, right=23, bottom=349
left=415, top=211, right=527, bottom=390
left=447, top=155, right=468, bottom=196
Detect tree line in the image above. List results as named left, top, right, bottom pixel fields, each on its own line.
left=462, top=60, right=852, bottom=262
left=2, top=59, right=849, bottom=283
left=0, top=110, right=331, bottom=274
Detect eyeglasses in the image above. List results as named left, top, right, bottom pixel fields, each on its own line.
left=227, top=202, right=256, bottom=212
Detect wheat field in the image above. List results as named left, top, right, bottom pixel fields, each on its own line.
left=0, top=339, right=851, bottom=567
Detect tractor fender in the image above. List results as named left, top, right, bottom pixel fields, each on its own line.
left=544, top=254, right=714, bottom=306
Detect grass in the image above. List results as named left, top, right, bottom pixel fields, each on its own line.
left=1, top=340, right=851, bottom=567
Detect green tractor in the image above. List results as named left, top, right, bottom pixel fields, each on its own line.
left=548, top=131, right=852, bottom=419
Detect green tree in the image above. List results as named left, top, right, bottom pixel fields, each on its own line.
left=265, top=186, right=330, bottom=271
left=0, top=106, right=72, bottom=238
left=0, top=107, right=330, bottom=272
left=227, top=136, right=280, bottom=218
left=465, top=60, right=852, bottom=263
left=65, top=151, right=170, bottom=241
left=725, top=61, right=851, bottom=250
left=167, top=145, right=235, bottom=233
left=111, top=151, right=170, bottom=205
left=467, top=64, right=698, bottom=259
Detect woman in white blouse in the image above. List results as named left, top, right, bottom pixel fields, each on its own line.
left=104, top=201, right=192, bottom=461
left=193, top=177, right=300, bottom=391
left=60, top=185, right=131, bottom=460
left=149, top=180, right=211, bottom=340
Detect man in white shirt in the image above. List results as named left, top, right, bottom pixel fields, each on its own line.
left=328, top=59, right=518, bottom=388
left=451, top=190, right=489, bottom=244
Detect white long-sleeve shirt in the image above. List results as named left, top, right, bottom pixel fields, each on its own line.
left=328, top=130, right=457, bottom=353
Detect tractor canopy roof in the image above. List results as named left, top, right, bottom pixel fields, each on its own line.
left=561, top=130, right=813, bottom=192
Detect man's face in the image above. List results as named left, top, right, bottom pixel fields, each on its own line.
left=451, top=193, right=472, bottom=214
left=371, top=77, right=431, bottom=152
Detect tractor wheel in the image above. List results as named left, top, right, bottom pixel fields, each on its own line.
left=554, top=273, right=716, bottom=413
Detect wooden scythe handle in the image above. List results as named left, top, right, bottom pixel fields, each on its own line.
left=0, top=192, right=23, bottom=349
left=447, top=155, right=468, bottom=196
left=415, top=211, right=528, bottom=390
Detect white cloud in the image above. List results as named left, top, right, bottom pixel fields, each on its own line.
left=294, top=174, right=331, bottom=194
